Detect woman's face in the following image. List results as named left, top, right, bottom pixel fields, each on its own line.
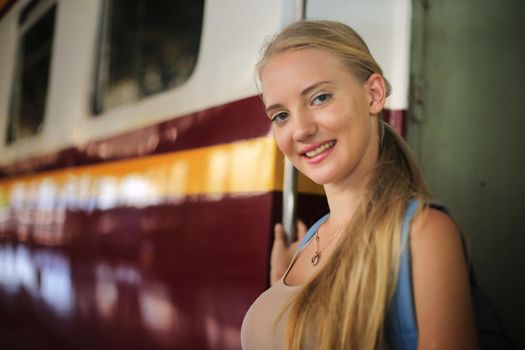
left=260, top=48, right=384, bottom=187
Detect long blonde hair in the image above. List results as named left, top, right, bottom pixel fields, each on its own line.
left=258, top=21, right=429, bottom=349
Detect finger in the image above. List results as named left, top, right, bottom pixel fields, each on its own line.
left=296, top=220, right=308, bottom=240
left=273, top=223, right=286, bottom=244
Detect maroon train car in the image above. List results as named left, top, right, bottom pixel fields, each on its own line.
left=0, top=0, right=410, bottom=349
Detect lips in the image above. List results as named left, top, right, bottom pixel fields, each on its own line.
left=301, top=140, right=337, bottom=158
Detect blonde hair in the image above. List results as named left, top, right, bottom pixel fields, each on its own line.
left=258, top=21, right=429, bottom=349
left=257, top=20, right=392, bottom=97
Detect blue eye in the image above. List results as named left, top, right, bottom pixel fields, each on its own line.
left=312, top=93, right=332, bottom=106
left=271, top=112, right=289, bottom=124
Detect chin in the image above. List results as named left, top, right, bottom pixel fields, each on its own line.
left=299, top=168, right=338, bottom=186
left=293, top=154, right=347, bottom=185
left=294, top=155, right=345, bottom=186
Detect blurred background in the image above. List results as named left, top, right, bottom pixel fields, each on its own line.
left=407, top=1, right=525, bottom=348
left=0, top=0, right=523, bottom=349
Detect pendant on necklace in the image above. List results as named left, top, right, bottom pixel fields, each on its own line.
left=311, top=252, right=320, bottom=266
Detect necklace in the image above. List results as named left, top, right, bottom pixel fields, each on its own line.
left=311, top=227, right=342, bottom=266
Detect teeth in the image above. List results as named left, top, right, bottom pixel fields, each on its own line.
left=305, top=141, right=336, bottom=158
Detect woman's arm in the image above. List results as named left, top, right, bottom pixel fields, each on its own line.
left=411, top=208, right=480, bottom=350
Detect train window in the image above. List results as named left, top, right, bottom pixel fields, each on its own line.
left=6, top=3, right=57, bottom=144
left=93, top=0, right=204, bottom=114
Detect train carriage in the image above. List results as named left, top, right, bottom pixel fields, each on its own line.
left=0, top=0, right=412, bottom=348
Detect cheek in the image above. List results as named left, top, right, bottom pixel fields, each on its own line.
left=272, top=127, right=293, bottom=155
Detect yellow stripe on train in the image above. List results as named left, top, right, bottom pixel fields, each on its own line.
left=0, top=137, right=324, bottom=209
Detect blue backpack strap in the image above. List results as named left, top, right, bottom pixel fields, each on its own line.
left=385, top=199, right=419, bottom=350
left=297, top=213, right=330, bottom=251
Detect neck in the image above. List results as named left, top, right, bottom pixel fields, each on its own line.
left=323, top=171, right=370, bottom=229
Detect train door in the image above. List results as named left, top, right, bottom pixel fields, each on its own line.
left=407, top=0, right=525, bottom=347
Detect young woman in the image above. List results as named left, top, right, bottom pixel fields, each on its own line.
left=241, top=21, right=479, bottom=349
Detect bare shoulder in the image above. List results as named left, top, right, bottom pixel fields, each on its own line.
left=409, top=207, right=480, bottom=349
left=410, top=207, right=463, bottom=257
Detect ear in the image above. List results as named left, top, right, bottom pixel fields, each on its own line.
left=366, top=73, right=386, bottom=115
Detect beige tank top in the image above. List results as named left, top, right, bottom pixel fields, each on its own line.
left=240, top=277, right=300, bottom=349
left=240, top=239, right=315, bottom=349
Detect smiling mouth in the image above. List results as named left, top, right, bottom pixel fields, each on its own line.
left=303, top=140, right=337, bottom=158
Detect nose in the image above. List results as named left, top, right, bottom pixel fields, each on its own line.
left=292, top=108, right=318, bottom=142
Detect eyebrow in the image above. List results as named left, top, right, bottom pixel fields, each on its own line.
left=264, top=80, right=333, bottom=116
